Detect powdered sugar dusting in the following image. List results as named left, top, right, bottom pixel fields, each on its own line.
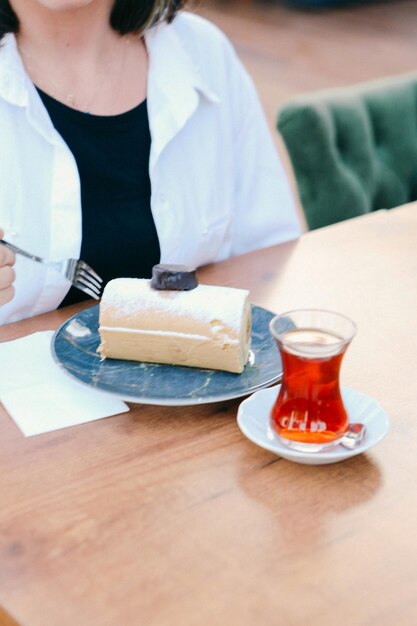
left=100, top=278, right=249, bottom=333
left=99, top=326, right=239, bottom=345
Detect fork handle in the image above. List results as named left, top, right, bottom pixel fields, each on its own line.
left=0, top=239, right=43, bottom=264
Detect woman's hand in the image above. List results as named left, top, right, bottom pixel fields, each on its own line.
left=0, top=229, right=16, bottom=306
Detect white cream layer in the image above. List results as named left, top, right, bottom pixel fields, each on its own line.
left=99, top=326, right=239, bottom=345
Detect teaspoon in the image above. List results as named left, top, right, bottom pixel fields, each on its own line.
left=340, top=423, right=367, bottom=450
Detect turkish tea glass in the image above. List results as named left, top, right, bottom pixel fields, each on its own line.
left=269, top=309, right=356, bottom=452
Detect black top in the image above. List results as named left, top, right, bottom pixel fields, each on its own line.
left=36, top=88, right=160, bottom=306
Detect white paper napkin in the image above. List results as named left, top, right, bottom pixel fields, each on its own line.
left=0, top=331, right=129, bottom=436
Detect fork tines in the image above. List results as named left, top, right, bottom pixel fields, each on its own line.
left=74, top=261, right=103, bottom=301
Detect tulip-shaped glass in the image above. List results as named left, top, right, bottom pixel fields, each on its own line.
left=269, top=310, right=356, bottom=452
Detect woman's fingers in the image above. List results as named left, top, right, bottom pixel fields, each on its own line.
left=0, top=230, right=16, bottom=306
left=0, top=284, right=15, bottom=306
left=0, top=244, right=15, bottom=267
left=0, top=264, right=15, bottom=289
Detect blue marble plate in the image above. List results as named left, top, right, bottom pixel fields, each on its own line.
left=51, top=304, right=282, bottom=405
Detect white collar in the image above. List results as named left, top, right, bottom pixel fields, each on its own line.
left=145, top=18, right=220, bottom=170
left=0, top=33, right=64, bottom=145
left=0, top=33, right=30, bottom=107
left=145, top=19, right=220, bottom=105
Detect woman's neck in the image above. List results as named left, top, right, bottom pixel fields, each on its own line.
left=11, top=0, right=148, bottom=115
left=13, top=0, right=117, bottom=69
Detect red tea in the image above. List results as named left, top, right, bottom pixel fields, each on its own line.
left=271, top=328, right=349, bottom=446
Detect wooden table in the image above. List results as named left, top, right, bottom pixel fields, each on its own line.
left=0, top=205, right=416, bottom=626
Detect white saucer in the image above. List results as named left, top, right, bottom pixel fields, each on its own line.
left=237, top=385, right=389, bottom=465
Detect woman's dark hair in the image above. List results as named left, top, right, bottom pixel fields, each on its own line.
left=0, top=0, right=187, bottom=41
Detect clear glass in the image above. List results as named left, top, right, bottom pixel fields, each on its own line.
left=269, top=309, right=357, bottom=452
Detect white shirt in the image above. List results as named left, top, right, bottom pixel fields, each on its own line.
left=0, top=12, right=300, bottom=326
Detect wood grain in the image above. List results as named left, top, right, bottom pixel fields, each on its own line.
left=0, top=205, right=416, bottom=625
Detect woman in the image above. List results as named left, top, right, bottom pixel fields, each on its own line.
left=0, top=0, right=300, bottom=324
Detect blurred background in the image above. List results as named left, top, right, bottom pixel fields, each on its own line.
left=194, top=0, right=417, bottom=225
left=195, top=0, right=416, bottom=134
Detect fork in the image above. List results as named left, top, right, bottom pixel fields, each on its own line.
left=0, top=239, right=103, bottom=300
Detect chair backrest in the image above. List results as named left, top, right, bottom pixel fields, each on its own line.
left=277, top=74, right=417, bottom=229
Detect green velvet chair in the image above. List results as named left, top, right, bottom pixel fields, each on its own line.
left=277, top=74, right=417, bottom=230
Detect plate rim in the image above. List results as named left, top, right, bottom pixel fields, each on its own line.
left=237, top=385, right=390, bottom=464
left=51, top=304, right=282, bottom=406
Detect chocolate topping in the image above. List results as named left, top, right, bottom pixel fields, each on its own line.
left=150, top=264, right=198, bottom=291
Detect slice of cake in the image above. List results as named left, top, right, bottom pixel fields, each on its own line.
left=98, top=272, right=251, bottom=373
